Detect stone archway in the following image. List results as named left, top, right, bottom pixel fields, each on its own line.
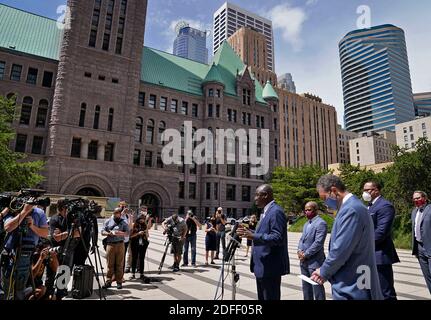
left=60, top=172, right=116, bottom=197
left=131, top=182, right=173, bottom=220
left=140, top=193, right=161, bottom=220
left=76, top=187, right=104, bottom=197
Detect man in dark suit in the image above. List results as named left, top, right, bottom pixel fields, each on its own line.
left=411, top=191, right=431, bottom=294
left=298, top=201, right=327, bottom=300
left=363, top=181, right=400, bottom=300
left=311, top=175, right=383, bottom=300
left=238, top=184, right=290, bottom=300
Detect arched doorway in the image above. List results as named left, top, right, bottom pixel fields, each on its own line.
left=140, top=193, right=160, bottom=221
left=76, top=187, right=103, bottom=197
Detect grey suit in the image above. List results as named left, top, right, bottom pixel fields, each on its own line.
left=411, top=203, right=431, bottom=294
left=298, top=216, right=328, bottom=300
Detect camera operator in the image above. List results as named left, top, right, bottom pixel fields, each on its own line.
left=101, top=208, right=129, bottom=289
left=182, top=210, right=201, bottom=267
left=1, top=203, right=48, bottom=300
left=120, top=203, right=133, bottom=274
left=130, top=214, right=149, bottom=280
left=214, top=207, right=227, bottom=260
left=162, top=213, right=187, bottom=272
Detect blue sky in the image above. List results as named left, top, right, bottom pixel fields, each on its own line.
left=2, top=0, right=430, bottom=125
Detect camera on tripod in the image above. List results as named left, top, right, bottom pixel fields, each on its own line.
left=63, top=198, right=102, bottom=227
left=163, top=223, right=176, bottom=242
left=0, top=189, right=51, bottom=213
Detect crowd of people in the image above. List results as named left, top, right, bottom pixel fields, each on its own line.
left=0, top=174, right=430, bottom=301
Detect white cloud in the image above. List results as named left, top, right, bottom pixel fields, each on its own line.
left=267, top=4, right=308, bottom=52
left=306, top=0, right=318, bottom=6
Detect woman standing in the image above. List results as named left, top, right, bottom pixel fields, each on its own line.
left=130, top=214, right=149, bottom=280
left=245, top=215, right=257, bottom=257
left=205, top=213, right=217, bottom=265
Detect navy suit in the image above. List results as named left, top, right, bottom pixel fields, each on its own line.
left=411, top=203, right=431, bottom=294
left=320, top=195, right=383, bottom=300
left=251, top=202, right=290, bottom=300
left=368, top=197, right=400, bottom=300
left=298, top=216, right=327, bottom=300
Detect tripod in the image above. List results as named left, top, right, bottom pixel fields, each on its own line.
left=57, top=222, right=106, bottom=300
left=214, top=223, right=241, bottom=301
left=158, top=235, right=172, bottom=274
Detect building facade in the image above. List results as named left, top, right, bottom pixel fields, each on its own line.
left=173, top=23, right=208, bottom=64
left=337, top=125, right=358, bottom=164
left=349, top=131, right=396, bottom=166
left=414, top=92, right=431, bottom=117
left=278, top=73, right=296, bottom=94
left=395, top=116, right=431, bottom=150
left=340, top=24, right=415, bottom=134
left=228, top=26, right=277, bottom=86
left=213, top=2, right=275, bottom=72
left=0, top=1, right=278, bottom=220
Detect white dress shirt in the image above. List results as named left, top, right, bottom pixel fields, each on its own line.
left=261, top=200, right=275, bottom=221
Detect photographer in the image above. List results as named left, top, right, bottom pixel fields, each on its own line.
left=101, top=208, right=129, bottom=289
left=1, top=203, right=48, bottom=300
left=130, top=214, right=149, bottom=280
left=214, top=207, right=227, bottom=260
left=162, top=213, right=187, bottom=272
left=182, top=210, right=201, bottom=267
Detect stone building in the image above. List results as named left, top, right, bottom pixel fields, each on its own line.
left=0, top=1, right=278, bottom=219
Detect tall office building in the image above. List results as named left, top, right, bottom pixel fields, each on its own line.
left=337, top=125, right=358, bottom=164
left=228, top=26, right=277, bottom=85
left=340, top=24, right=415, bottom=134
left=213, top=2, right=274, bottom=72
left=173, top=22, right=208, bottom=64
left=278, top=73, right=296, bottom=93
left=414, top=92, right=431, bottom=117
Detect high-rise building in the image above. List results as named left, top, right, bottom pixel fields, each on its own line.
left=395, top=116, right=431, bottom=150
left=173, top=22, right=208, bottom=64
left=228, top=27, right=277, bottom=85
left=414, top=92, right=431, bottom=117
left=349, top=131, right=396, bottom=166
left=278, top=73, right=296, bottom=93
left=337, top=125, right=358, bottom=164
left=213, top=2, right=274, bottom=72
left=340, top=24, right=415, bottom=134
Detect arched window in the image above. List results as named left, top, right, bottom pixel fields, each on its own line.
left=20, top=96, right=33, bottom=125
left=79, top=103, right=86, bottom=127
left=93, top=105, right=100, bottom=129
left=108, top=108, right=114, bottom=131
left=36, top=99, right=49, bottom=128
left=146, top=119, right=154, bottom=144
left=158, top=121, right=166, bottom=145
left=135, top=117, right=143, bottom=143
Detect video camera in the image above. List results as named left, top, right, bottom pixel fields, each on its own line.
left=63, top=197, right=102, bottom=227
left=0, top=189, right=51, bottom=213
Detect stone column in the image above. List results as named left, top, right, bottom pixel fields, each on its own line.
left=81, top=139, right=89, bottom=159
left=97, top=143, right=105, bottom=161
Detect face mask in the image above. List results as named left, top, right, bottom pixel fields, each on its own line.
left=325, top=195, right=338, bottom=211
left=362, top=192, right=373, bottom=203
left=114, top=217, right=122, bottom=224
left=414, top=199, right=427, bottom=208
left=305, top=210, right=317, bottom=220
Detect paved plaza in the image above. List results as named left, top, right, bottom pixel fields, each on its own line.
left=72, top=223, right=431, bottom=301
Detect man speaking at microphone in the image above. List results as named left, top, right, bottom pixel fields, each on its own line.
left=237, top=184, right=290, bottom=300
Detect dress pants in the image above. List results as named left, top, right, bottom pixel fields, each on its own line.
left=417, top=243, right=431, bottom=294
left=256, top=276, right=281, bottom=300
left=377, top=264, right=397, bottom=300
left=300, top=263, right=326, bottom=300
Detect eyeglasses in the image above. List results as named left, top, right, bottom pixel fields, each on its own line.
left=304, top=209, right=314, bottom=212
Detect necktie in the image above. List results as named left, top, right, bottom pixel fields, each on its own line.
left=415, top=208, right=424, bottom=242
left=368, top=202, right=373, bottom=208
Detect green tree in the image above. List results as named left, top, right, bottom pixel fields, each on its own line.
left=270, top=165, right=329, bottom=215
left=0, top=95, right=45, bottom=191
left=339, top=163, right=383, bottom=198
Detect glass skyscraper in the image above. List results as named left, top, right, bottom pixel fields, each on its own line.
left=340, top=24, right=415, bottom=134
left=173, top=23, right=208, bottom=64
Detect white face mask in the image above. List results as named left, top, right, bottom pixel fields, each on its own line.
left=362, top=192, right=373, bottom=202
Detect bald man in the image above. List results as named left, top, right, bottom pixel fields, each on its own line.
left=238, top=185, right=290, bottom=300
left=297, top=202, right=328, bottom=300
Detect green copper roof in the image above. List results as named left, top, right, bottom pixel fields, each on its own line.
left=262, top=81, right=279, bottom=100
left=0, top=4, right=62, bottom=61
left=0, top=5, right=267, bottom=104
left=203, top=63, right=224, bottom=85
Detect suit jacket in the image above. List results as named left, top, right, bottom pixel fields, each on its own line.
left=368, top=197, right=400, bottom=265
left=298, top=216, right=327, bottom=269
left=320, top=195, right=383, bottom=300
left=412, top=203, right=431, bottom=256
left=251, top=202, right=290, bottom=278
